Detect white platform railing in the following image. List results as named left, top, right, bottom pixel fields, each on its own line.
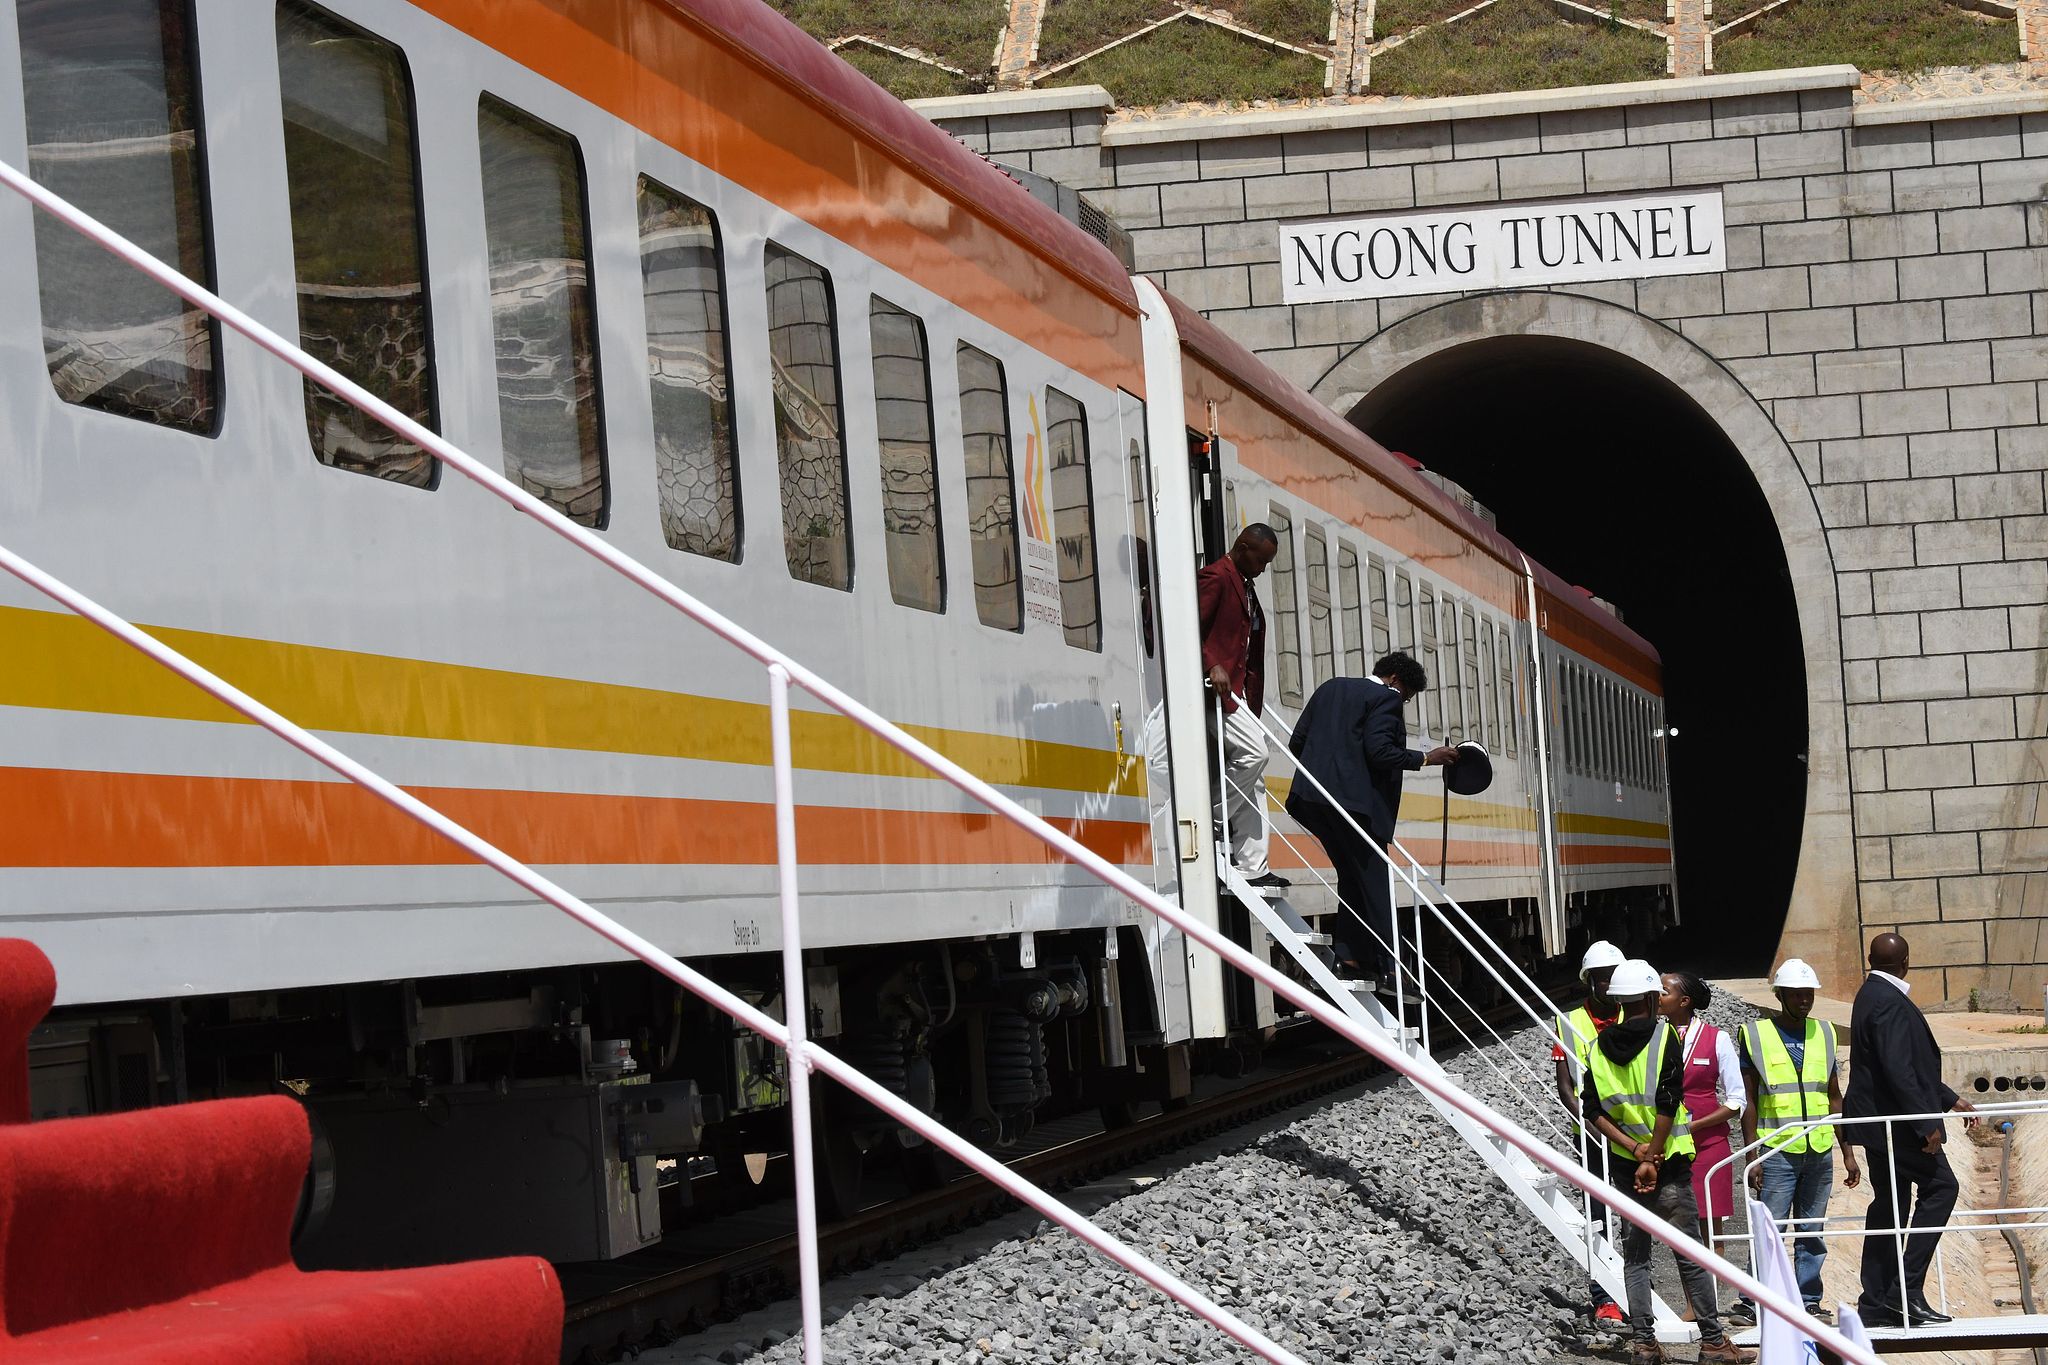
left=0, top=156, right=1880, bottom=1365
left=1704, top=1099, right=2047, bottom=1325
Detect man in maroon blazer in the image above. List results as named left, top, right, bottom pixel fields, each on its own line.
left=1198, top=524, right=1282, bottom=885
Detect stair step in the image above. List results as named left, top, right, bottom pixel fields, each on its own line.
left=1268, top=929, right=1333, bottom=946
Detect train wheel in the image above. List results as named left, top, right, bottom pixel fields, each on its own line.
left=1099, top=1100, right=1141, bottom=1130
left=811, top=1119, right=867, bottom=1221
left=898, top=1138, right=964, bottom=1191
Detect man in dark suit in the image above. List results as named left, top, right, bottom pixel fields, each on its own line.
left=1198, top=525, right=1281, bottom=885
left=1283, top=651, right=1454, bottom=982
left=1842, top=932, right=1976, bottom=1327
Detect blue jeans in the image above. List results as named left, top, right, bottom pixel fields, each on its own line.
left=1757, top=1147, right=1835, bottom=1305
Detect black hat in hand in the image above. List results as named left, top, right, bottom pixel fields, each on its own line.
left=1443, top=741, right=1494, bottom=796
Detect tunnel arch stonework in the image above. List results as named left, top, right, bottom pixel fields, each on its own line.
left=1315, top=291, right=1859, bottom=987
left=916, top=71, right=2048, bottom=1002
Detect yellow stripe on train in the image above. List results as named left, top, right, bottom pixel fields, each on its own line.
left=0, top=606, right=1144, bottom=798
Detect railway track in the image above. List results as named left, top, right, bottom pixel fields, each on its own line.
left=559, top=1044, right=1392, bottom=1363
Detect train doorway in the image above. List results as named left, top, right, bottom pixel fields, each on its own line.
left=1328, top=304, right=1827, bottom=977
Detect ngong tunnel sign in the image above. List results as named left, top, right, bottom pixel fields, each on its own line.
left=1280, top=189, right=1726, bottom=302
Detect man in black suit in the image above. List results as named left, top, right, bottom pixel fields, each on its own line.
left=1284, top=652, right=1454, bottom=982
left=1842, top=932, right=1976, bottom=1327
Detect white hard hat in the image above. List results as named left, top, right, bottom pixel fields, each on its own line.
left=1607, top=959, right=1662, bottom=999
left=1772, top=958, right=1821, bottom=991
left=1579, top=940, right=1626, bottom=981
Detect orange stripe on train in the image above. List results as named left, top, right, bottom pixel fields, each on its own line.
left=0, top=768, right=1150, bottom=870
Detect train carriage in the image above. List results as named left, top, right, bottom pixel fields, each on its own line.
left=0, top=0, right=1672, bottom=1265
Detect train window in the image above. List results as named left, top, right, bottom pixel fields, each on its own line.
left=1646, top=703, right=1662, bottom=789
left=1460, top=607, right=1481, bottom=749
left=1548, top=663, right=1564, bottom=773
left=478, top=96, right=607, bottom=526
left=764, top=244, right=850, bottom=588
left=1478, top=619, right=1498, bottom=752
left=1267, top=504, right=1303, bottom=705
left=957, top=343, right=1020, bottom=631
left=1367, top=556, right=1392, bottom=658
left=1605, top=679, right=1622, bottom=777
left=1394, top=571, right=1415, bottom=654
left=278, top=1, right=434, bottom=484
left=1338, top=544, right=1365, bottom=676
left=1440, top=601, right=1463, bottom=741
left=1126, top=429, right=1157, bottom=660
left=1571, top=667, right=1588, bottom=775
left=1586, top=673, right=1599, bottom=777
left=639, top=175, right=738, bottom=560
left=1304, top=524, right=1333, bottom=688
left=22, top=0, right=219, bottom=432
left=1636, top=695, right=1649, bottom=787
left=1496, top=625, right=1516, bottom=758
left=870, top=299, right=941, bottom=611
left=1603, top=680, right=1618, bottom=781
left=1595, top=676, right=1609, bottom=779
left=1417, top=585, right=1442, bottom=738
left=1045, top=388, right=1100, bottom=650
left=1626, top=693, right=1638, bottom=787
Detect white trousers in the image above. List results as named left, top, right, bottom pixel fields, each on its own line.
left=1211, top=704, right=1271, bottom=876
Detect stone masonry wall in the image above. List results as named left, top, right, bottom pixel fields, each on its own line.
left=919, top=76, right=2048, bottom=1003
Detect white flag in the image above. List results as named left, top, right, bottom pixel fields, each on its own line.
left=1836, top=1305, right=1873, bottom=1349
left=1747, top=1197, right=1822, bottom=1363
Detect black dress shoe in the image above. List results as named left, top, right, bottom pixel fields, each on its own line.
left=1907, top=1300, right=1953, bottom=1325
left=1247, top=871, right=1291, bottom=888
left=1855, top=1303, right=1907, bottom=1328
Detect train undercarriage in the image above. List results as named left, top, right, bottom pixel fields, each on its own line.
left=26, top=885, right=1671, bottom=1269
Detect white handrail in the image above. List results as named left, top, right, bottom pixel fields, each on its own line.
left=0, top=548, right=1311, bottom=1365
left=1241, top=700, right=1582, bottom=1054
left=0, top=156, right=1881, bottom=1365
left=1218, top=767, right=1567, bottom=1142
left=1704, top=1098, right=2047, bottom=1326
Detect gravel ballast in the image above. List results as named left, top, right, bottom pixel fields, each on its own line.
left=653, top=981, right=1770, bottom=1364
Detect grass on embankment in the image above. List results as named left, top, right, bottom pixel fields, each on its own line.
left=1713, top=0, right=2020, bottom=74
left=772, top=0, right=1007, bottom=77
left=1045, top=15, right=1329, bottom=104
left=1040, top=0, right=1332, bottom=66
left=1371, top=0, right=1666, bottom=97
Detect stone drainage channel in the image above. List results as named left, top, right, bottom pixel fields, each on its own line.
left=587, top=991, right=1769, bottom=1365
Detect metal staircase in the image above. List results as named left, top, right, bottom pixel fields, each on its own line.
left=1218, top=860, right=1690, bottom=1342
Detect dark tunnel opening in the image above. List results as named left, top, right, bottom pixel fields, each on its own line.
left=1352, top=334, right=1806, bottom=974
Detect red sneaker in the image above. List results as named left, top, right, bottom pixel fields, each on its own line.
left=1595, top=1302, right=1626, bottom=1325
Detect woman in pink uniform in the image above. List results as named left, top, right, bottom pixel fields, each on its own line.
left=1661, top=971, right=1745, bottom=1310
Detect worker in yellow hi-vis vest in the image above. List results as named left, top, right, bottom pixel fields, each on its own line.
left=1729, top=958, right=1860, bottom=1327
left=1582, top=959, right=1752, bottom=1365
left=1552, top=939, right=1626, bottom=1328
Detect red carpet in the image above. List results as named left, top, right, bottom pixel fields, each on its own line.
left=0, top=940, right=562, bottom=1362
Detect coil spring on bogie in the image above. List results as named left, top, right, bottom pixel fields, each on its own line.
left=983, top=1009, right=1048, bottom=1113
left=843, top=1031, right=910, bottom=1095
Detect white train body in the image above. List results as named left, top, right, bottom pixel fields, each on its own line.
left=0, top=0, right=1673, bottom=1263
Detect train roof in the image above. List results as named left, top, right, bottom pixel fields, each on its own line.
left=672, top=0, right=1139, bottom=315
left=1163, top=294, right=1661, bottom=674
left=679, top=0, right=1655, bottom=677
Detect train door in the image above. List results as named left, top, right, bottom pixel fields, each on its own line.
left=1188, top=424, right=1228, bottom=569
left=1132, top=276, right=1229, bottom=1044
left=1518, top=560, right=1566, bottom=951
left=1116, top=390, right=1190, bottom=1041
